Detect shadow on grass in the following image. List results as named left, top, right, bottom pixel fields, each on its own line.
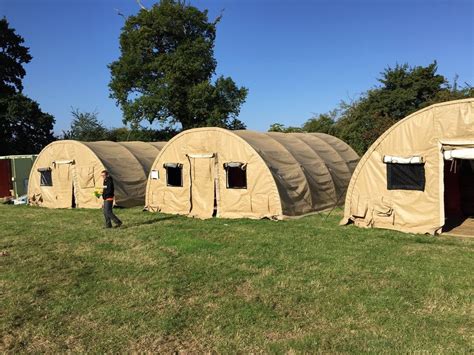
left=121, top=215, right=179, bottom=229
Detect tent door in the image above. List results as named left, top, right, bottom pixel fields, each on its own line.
left=187, top=153, right=217, bottom=219
left=442, top=157, right=474, bottom=236
left=52, top=162, right=74, bottom=208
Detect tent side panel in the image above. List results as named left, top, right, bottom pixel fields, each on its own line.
left=266, top=132, right=338, bottom=212
left=149, top=142, right=167, bottom=150
left=294, top=134, right=352, bottom=206
left=117, top=142, right=161, bottom=175
left=83, top=141, right=148, bottom=207
left=310, top=133, right=360, bottom=173
left=234, top=130, right=312, bottom=216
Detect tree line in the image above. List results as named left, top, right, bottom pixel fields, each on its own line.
left=269, top=62, right=473, bottom=155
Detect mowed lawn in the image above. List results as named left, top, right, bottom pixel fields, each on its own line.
left=1, top=205, right=472, bottom=352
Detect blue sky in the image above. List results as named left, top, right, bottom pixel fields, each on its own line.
left=1, top=0, right=473, bottom=134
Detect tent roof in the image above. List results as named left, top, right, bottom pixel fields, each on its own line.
left=233, top=130, right=359, bottom=215
left=81, top=141, right=147, bottom=183
left=117, top=141, right=164, bottom=175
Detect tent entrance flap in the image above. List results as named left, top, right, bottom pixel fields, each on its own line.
left=187, top=153, right=217, bottom=219
left=443, top=158, right=474, bottom=236
left=444, top=148, right=474, bottom=160
left=52, top=163, right=74, bottom=208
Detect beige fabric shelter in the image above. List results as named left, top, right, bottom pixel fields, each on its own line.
left=146, top=127, right=359, bottom=219
left=28, top=140, right=165, bottom=208
left=341, top=99, right=474, bottom=235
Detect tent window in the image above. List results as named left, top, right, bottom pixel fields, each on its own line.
left=38, top=168, right=52, bottom=187
left=164, top=163, right=183, bottom=187
left=387, top=163, right=425, bottom=191
left=224, top=162, right=247, bottom=189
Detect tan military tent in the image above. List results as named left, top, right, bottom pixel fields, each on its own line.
left=28, top=140, right=165, bottom=208
left=145, top=127, right=359, bottom=219
left=341, top=98, right=474, bottom=236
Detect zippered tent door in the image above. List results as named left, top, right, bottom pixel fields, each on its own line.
left=52, top=161, right=74, bottom=208
left=187, top=153, right=216, bottom=219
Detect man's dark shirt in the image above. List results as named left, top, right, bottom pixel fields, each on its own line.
left=102, top=176, right=115, bottom=199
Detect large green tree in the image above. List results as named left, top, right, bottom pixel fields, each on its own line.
left=0, top=18, right=54, bottom=155
left=62, top=109, right=109, bottom=142
left=109, top=0, right=248, bottom=130
left=0, top=18, right=32, bottom=96
left=0, top=94, right=55, bottom=155
left=334, top=62, right=473, bottom=154
left=62, top=109, right=178, bottom=142
left=274, top=62, right=473, bottom=155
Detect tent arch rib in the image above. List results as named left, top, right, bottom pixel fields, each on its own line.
left=310, top=133, right=360, bottom=173
left=291, top=133, right=353, bottom=205
left=287, top=134, right=339, bottom=206
left=117, top=141, right=164, bottom=176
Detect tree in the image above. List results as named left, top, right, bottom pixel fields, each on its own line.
left=107, top=126, right=178, bottom=142
left=62, top=109, right=108, bottom=141
left=332, top=62, right=473, bottom=154
left=268, top=123, right=303, bottom=133
left=302, top=112, right=336, bottom=134
left=0, top=18, right=32, bottom=97
left=0, top=18, right=55, bottom=155
left=0, top=94, right=55, bottom=155
left=109, top=0, right=248, bottom=130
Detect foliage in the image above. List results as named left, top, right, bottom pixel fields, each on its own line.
left=0, top=18, right=32, bottom=96
left=62, top=109, right=109, bottom=141
left=0, top=18, right=55, bottom=155
left=302, top=111, right=337, bottom=134
left=0, top=93, right=55, bottom=155
left=334, top=62, right=474, bottom=154
left=1, top=205, right=473, bottom=352
left=268, top=123, right=303, bottom=133
left=109, top=0, right=248, bottom=130
left=107, top=126, right=178, bottom=142
left=269, top=62, right=473, bottom=155
left=62, top=109, right=178, bottom=142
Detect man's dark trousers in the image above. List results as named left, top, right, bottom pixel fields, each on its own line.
left=103, top=200, right=122, bottom=228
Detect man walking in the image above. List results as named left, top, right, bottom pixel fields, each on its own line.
left=101, top=170, right=122, bottom=228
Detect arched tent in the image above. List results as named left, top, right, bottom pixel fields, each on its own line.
left=28, top=140, right=166, bottom=208
left=341, top=98, right=474, bottom=236
left=145, top=127, right=359, bottom=219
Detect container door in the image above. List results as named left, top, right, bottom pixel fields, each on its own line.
left=0, top=160, right=13, bottom=198
left=188, top=153, right=216, bottom=219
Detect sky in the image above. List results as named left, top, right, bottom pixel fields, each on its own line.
left=1, top=0, right=473, bottom=134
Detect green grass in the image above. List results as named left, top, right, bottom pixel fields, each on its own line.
left=1, top=204, right=473, bottom=352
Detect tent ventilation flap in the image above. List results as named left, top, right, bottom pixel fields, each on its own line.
left=186, top=153, right=215, bottom=159
left=224, top=162, right=247, bottom=170
left=383, top=155, right=424, bottom=164
left=53, top=160, right=75, bottom=165
left=444, top=148, right=474, bottom=160
left=163, top=163, right=183, bottom=169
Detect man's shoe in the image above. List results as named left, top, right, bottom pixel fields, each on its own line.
left=114, top=222, right=123, bottom=228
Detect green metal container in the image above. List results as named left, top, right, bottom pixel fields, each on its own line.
left=0, top=155, right=38, bottom=198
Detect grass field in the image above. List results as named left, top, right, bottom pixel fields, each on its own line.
left=1, top=204, right=473, bottom=352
